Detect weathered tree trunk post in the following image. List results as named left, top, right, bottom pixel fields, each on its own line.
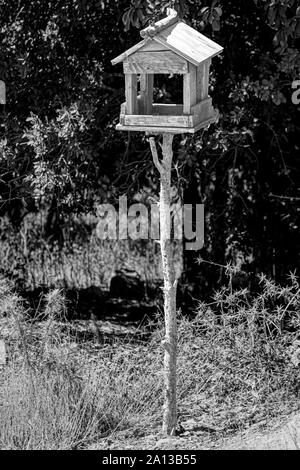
left=149, top=133, right=177, bottom=436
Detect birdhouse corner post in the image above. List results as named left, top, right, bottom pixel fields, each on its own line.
left=149, top=133, right=177, bottom=435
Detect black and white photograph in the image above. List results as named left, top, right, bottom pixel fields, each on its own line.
left=0, top=0, right=300, bottom=455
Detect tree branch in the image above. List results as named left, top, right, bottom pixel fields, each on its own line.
left=149, top=137, right=164, bottom=174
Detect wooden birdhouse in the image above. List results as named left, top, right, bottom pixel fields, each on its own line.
left=111, top=10, right=223, bottom=134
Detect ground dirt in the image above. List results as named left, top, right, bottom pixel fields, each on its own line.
left=88, top=412, right=300, bottom=450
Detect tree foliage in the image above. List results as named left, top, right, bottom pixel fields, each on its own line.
left=0, top=0, right=139, bottom=223
left=0, top=0, right=299, bottom=292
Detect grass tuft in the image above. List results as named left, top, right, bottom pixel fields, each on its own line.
left=1, top=274, right=300, bottom=449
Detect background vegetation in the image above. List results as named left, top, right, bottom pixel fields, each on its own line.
left=0, top=1, right=300, bottom=449
left=0, top=0, right=299, bottom=296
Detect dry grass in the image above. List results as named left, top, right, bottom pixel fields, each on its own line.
left=0, top=274, right=300, bottom=449
left=0, top=214, right=182, bottom=291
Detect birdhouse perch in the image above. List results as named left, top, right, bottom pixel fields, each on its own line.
left=111, top=10, right=223, bottom=134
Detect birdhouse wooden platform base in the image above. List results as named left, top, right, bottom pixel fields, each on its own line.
left=116, top=97, right=219, bottom=134
left=112, top=10, right=223, bottom=135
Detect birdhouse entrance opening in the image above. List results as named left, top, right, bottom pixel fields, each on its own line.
left=137, top=73, right=184, bottom=116
left=154, top=74, right=183, bottom=105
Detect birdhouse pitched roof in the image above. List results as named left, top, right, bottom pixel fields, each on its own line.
left=111, top=12, right=223, bottom=67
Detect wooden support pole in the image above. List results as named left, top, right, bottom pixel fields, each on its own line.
left=149, top=133, right=177, bottom=436
left=125, top=74, right=138, bottom=114
left=140, top=74, right=154, bottom=114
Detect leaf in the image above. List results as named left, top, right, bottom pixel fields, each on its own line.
left=268, top=6, right=276, bottom=25
left=122, top=8, right=132, bottom=29
left=212, top=19, right=221, bottom=31
left=200, top=7, right=209, bottom=14
left=208, top=12, right=215, bottom=24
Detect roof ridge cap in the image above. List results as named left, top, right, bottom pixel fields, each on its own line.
left=140, top=9, right=178, bottom=39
